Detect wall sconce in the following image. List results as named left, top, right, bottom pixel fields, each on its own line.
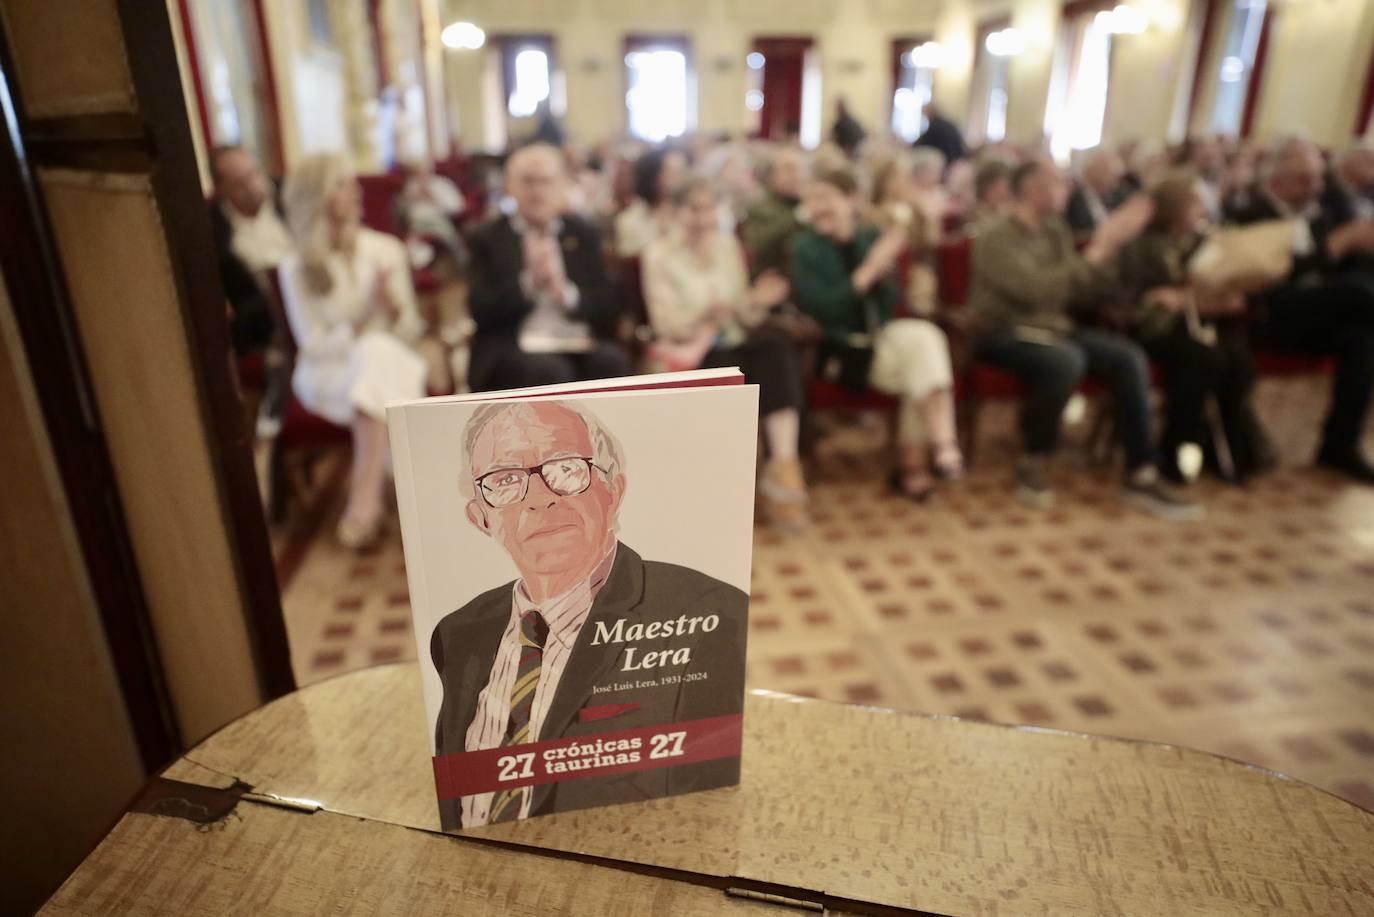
left=441, top=21, right=485, bottom=50
left=985, top=28, right=1025, bottom=58
left=909, top=41, right=945, bottom=70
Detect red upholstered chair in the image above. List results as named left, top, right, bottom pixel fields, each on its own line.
left=1254, top=350, right=1336, bottom=378
left=357, top=172, right=406, bottom=236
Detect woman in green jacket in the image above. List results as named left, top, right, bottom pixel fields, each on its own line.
left=790, top=167, right=962, bottom=500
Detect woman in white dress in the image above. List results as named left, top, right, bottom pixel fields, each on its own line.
left=280, top=154, right=428, bottom=548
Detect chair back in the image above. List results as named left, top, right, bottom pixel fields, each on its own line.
left=936, top=235, right=973, bottom=309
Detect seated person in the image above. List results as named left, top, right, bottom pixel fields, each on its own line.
left=791, top=167, right=964, bottom=501
left=1177, top=136, right=1226, bottom=221
left=209, top=145, right=293, bottom=358
left=970, top=159, right=1198, bottom=518
left=1066, top=146, right=1128, bottom=241
left=1117, top=172, right=1272, bottom=483
left=1324, top=142, right=1374, bottom=224
left=967, top=158, right=1013, bottom=233
left=869, top=152, right=943, bottom=316
left=279, top=154, right=428, bottom=548
left=642, top=177, right=807, bottom=528
left=396, top=156, right=468, bottom=269
left=466, top=144, right=630, bottom=391
left=741, top=146, right=808, bottom=278
left=614, top=146, right=688, bottom=257
left=1228, top=137, right=1374, bottom=482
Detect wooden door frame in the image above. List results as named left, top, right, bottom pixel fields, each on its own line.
left=0, top=0, right=296, bottom=771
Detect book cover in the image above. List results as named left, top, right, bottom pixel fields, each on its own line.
left=387, top=371, right=758, bottom=830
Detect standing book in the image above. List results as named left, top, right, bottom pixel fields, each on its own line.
left=387, top=369, right=757, bottom=830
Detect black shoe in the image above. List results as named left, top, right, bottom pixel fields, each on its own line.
left=1315, top=447, right=1374, bottom=485
left=1122, top=469, right=1204, bottom=521
left=1014, top=457, right=1055, bottom=509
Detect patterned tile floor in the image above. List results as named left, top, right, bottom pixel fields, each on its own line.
left=273, top=374, right=1374, bottom=812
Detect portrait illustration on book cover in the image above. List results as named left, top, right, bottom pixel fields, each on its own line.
left=414, top=396, right=751, bottom=829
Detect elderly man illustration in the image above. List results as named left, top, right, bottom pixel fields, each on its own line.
left=431, top=400, right=747, bottom=828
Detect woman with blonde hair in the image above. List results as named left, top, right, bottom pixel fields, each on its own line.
left=869, top=151, right=945, bottom=316
left=280, top=153, right=427, bottom=547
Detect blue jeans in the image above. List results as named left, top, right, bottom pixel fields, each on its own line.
left=976, top=327, right=1153, bottom=469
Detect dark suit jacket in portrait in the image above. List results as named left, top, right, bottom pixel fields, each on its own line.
left=465, top=213, right=623, bottom=391
left=430, top=542, right=747, bottom=829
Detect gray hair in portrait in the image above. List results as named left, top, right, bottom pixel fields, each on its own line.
left=457, top=400, right=627, bottom=501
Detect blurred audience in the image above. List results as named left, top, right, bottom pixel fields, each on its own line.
left=831, top=98, right=867, bottom=158
left=209, top=145, right=292, bottom=358
left=1177, top=136, right=1225, bottom=220
left=970, top=158, right=1198, bottom=518
left=1066, top=147, right=1127, bottom=240
left=1325, top=143, right=1374, bottom=223
left=914, top=102, right=967, bottom=165
left=792, top=168, right=963, bottom=500
left=615, top=146, right=688, bottom=256
left=742, top=146, right=809, bottom=278
left=1117, top=172, right=1271, bottom=483
left=968, top=158, right=1013, bottom=232
left=247, top=119, right=1374, bottom=537
left=466, top=143, right=629, bottom=391
left=870, top=151, right=943, bottom=316
left=1228, top=137, right=1374, bottom=482
left=280, top=153, right=428, bottom=548
left=642, top=176, right=807, bottom=526
left=396, top=157, right=468, bottom=269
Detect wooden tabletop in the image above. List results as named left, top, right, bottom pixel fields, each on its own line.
left=45, top=663, right=1374, bottom=916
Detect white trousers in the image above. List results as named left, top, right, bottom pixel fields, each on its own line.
left=868, top=318, right=954, bottom=445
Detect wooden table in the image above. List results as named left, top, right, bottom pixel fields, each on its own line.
left=43, top=663, right=1374, bottom=916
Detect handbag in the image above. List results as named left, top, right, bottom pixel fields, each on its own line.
left=1187, top=219, right=1297, bottom=295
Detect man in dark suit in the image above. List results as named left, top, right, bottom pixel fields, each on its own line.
left=207, top=146, right=291, bottom=358
left=466, top=144, right=630, bottom=391
left=1228, top=137, right=1374, bottom=483
left=1322, top=143, right=1374, bottom=226
left=431, top=400, right=747, bottom=828
left=1065, top=147, right=1127, bottom=242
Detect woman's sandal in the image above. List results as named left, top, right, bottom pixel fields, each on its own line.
left=932, top=443, right=965, bottom=482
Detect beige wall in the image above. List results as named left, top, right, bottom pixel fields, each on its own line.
left=174, top=0, right=1374, bottom=174
left=1102, top=0, right=1194, bottom=145
left=440, top=0, right=942, bottom=150
left=0, top=276, right=146, bottom=916
left=1251, top=0, right=1374, bottom=146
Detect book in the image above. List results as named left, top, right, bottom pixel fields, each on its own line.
left=387, top=369, right=757, bottom=830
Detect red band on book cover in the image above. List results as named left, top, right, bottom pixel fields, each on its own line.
left=578, top=701, right=640, bottom=722
left=431, top=713, right=743, bottom=800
